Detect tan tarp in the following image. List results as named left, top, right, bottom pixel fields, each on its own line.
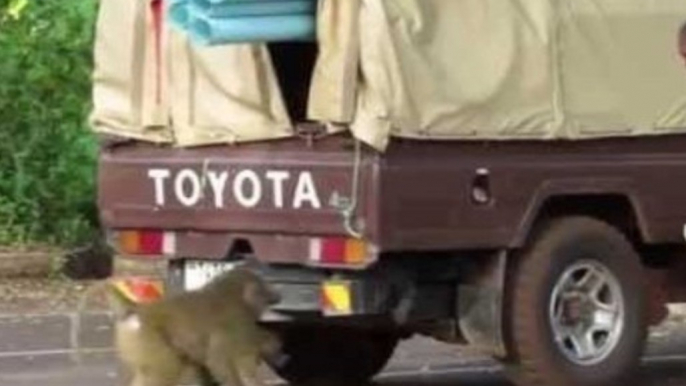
left=91, top=0, right=172, bottom=142
left=92, top=0, right=686, bottom=150
left=91, top=0, right=292, bottom=145
left=307, top=0, right=361, bottom=123
left=169, top=35, right=292, bottom=146
left=337, top=0, right=686, bottom=149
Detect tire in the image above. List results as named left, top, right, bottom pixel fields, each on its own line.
left=268, top=325, right=398, bottom=385
left=505, top=216, right=647, bottom=386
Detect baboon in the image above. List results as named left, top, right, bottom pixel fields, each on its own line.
left=107, top=266, right=282, bottom=386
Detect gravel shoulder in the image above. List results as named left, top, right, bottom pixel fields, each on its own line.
left=0, top=278, right=107, bottom=314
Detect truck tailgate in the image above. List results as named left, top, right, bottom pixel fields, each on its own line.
left=98, top=137, right=376, bottom=236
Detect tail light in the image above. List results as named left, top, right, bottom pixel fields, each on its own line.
left=116, top=230, right=176, bottom=257
left=309, top=237, right=375, bottom=268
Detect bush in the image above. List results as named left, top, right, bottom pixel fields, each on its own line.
left=0, top=0, right=99, bottom=246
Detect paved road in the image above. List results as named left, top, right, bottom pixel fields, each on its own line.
left=2, top=312, right=686, bottom=386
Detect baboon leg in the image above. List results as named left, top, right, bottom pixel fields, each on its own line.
left=258, top=329, right=282, bottom=358
left=195, top=365, right=221, bottom=386
left=206, top=360, right=242, bottom=386
left=121, top=335, right=185, bottom=386
left=234, top=356, right=265, bottom=386
left=129, top=368, right=183, bottom=386
left=115, top=313, right=187, bottom=384
left=205, top=337, right=242, bottom=386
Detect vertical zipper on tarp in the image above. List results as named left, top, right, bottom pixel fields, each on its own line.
left=151, top=0, right=164, bottom=104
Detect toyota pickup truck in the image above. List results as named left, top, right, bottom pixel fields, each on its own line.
left=99, top=132, right=686, bottom=386
left=94, top=1, right=686, bottom=386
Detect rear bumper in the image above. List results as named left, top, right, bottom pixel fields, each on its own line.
left=167, top=261, right=397, bottom=320
left=266, top=269, right=396, bottom=320
left=263, top=268, right=455, bottom=324
left=166, top=259, right=455, bottom=324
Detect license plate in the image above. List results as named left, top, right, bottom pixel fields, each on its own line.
left=183, top=260, right=238, bottom=291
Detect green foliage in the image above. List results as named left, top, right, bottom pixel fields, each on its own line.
left=0, top=0, right=99, bottom=246
left=6, top=0, right=28, bottom=20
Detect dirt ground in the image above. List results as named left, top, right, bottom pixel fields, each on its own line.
left=0, top=278, right=106, bottom=314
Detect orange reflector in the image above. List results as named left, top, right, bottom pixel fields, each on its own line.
left=321, top=281, right=353, bottom=316
left=344, top=239, right=367, bottom=265
left=119, top=231, right=140, bottom=255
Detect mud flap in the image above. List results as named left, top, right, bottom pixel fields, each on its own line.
left=457, top=251, right=508, bottom=358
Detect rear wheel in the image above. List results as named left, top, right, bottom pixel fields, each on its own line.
left=505, top=217, right=647, bottom=386
left=268, top=325, right=399, bottom=385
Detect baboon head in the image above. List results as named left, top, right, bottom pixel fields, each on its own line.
left=205, top=265, right=281, bottom=317
left=238, top=267, right=281, bottom=317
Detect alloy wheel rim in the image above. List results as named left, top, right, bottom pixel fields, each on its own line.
left=549, top=260, right=625, bottom=366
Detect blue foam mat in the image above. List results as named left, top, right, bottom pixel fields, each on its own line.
left=190, top=13, right=315, bottom=45
left=168, top=0, right=316, bottom=44
left=194, top=0, right=315, bottom=18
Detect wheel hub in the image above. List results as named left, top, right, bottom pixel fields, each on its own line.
left=549, top=260, right=625, bottom=366
left=560, top=293, right=598, bottom=325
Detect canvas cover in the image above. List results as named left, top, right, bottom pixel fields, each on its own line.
left=91, top=0, right=172, bottom=142
left=307, top=0, right=361, bottom=123
left=169, top=34, right=292, bottom=146
left=335, top=0, right=686, bottom=149
left=92, top=0, right=686, bottom=150
left=91, top=0, right=292, bottom=145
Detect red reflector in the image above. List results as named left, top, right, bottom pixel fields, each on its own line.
left=139, top=231, right=163, bottom=255
left=113, top=277, right=164, bottom=303
left=321, top=238, right=346, bottom=264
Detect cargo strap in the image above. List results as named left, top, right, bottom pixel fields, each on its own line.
left=340, top=139, right=363, bottom=239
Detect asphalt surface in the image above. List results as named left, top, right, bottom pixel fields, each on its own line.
left=2, top=312, right=686, bottom=386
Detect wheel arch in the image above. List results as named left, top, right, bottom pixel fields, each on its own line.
left=513, top=192, right=649, bottom=249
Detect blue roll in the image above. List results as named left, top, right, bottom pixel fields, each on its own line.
left=190, top=14, right=315, bottom=45
left=193, top=0, right=316, bottom=18
left=169, top=0, right=191, bottom=30
left=205, top=0, right=282, bottom=4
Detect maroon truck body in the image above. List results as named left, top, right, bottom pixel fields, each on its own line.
left=100, top=134, right=686, bottom=256
left=98, top=132, right=686, bottom=386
